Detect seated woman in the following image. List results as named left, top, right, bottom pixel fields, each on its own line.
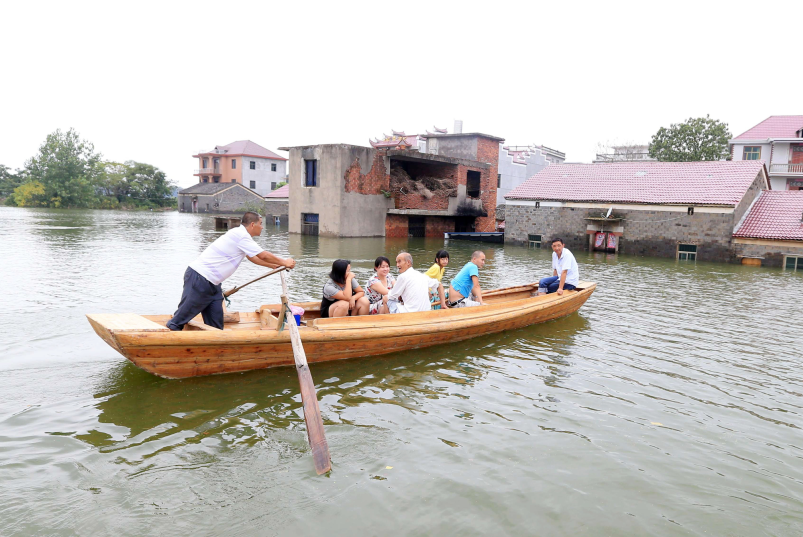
left=424, top=249, right=449, bottom=309
left=320, top=259, right=370, bottom=318
left=365, top=256, right=396, bottom=315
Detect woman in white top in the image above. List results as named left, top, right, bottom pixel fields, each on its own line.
left=365, top=256, right=396, bottom=315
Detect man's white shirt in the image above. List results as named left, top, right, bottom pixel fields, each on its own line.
left=552, top=248, right=580, bottom=287
left=189, top=225, right=264, bottom=285
left=388, top=269, right=439, bottom=313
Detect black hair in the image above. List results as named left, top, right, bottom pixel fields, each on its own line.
left=551, top=238, right=564, bottom=245
left=329, top=259, right=351, bottom=285
left=374, top=256, right=390, bottom=269
left=242, top=211, right=261, bottom=226
left=435, top=250, right=449, bottom=263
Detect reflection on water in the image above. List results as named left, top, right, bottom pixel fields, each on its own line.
left=1, top=207, right=803, bottom=535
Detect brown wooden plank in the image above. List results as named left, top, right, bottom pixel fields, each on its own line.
left=86, top=313, right=170, bottom=332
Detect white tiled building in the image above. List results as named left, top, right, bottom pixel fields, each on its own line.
left=729, top=116, right=803, bottom=191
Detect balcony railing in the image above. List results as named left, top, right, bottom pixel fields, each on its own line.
left=195, top=167, right=221, bottom=175
left=769, top=163, right=803, bottom=175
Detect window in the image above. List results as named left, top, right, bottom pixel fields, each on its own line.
left=232, top=159, right=237, bottom=169
left=677, top=243, right=697, bottom=261
left=250, top=161, right=256, bottom=170
left=408, top=216, right=425, bottom=238
left=528, top=234, right=542, bottom=249
left=301, top=213, right=319, bottom=235
left=535, top=201, right=540, bottom=209
left=305, top=159, right=318, bottom=187
left=687, top=207, right=694, bottom=215
left=466, top=170, right=481, bottom=198
left=213, top=177, right=219, bottom=183
left=231, top=179, right=236, bottom=183
left=785, top=256, right=802, bottom=271
left=497, top=174, right=501, bottom=188
left=271, top=182, right=277, bottom=190
left=743, top=146, right=761, bottom=160
left=202, top=177, right=208, bottom=183
left=206, top=203, right=210, bottom=211
left=271, top=163, right=277, bottom=172
left=203, top=158, right=208, bottom=168
left=250, top=180, right=256, bottom=189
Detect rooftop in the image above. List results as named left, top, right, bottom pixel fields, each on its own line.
left=422, top=132, right=505, bottom=142
left=733, top=116, right=803, bottom=140
left=178, top=182, right=247, bottom=195
left=505, top=161, right=767, bottom=207
left=265, top=184, right=289, bottom=198
left=193, top=140, right=287, bottom=160
left=734, top=191, right=803, bottom=241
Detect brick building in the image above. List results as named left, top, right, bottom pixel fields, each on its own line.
left=177, top=182, right=266, bottom=214
left=733, top=191, right=803, bottom=268
left=280, top=132, right=503, bottom=237
left=505, top=161, right=769, bottom=264
left=193, top=140, right=287, bottom=196
left=264, top=184, right=289, bottom=224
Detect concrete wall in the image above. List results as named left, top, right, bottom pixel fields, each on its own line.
left=770, top=177, right=788, bottom=190
left=263, top=198, right=288, bottom=218
left=497, top=147, right=551, bottom=205
left=732, top=172, right=767, bottom=229
left=505, top=202, right=740, bottom=263
left=427, top=137, right=478, bottom=160
left=288, top=144, right=392, bottom=237
left=241, top=158, right=287, bottom=196
left=731, top=143, right=771, bottom=162
left=732, top=239, right=803, bottom=268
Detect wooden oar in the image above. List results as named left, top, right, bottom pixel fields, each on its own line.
left=223, top=266, right=286, bottom=298
left=280, top=271, right=332, bottom=475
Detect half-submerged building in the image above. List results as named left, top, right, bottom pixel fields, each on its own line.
left=505, top=160, right=770, bottom=263
left=280, top=132, right=503, bottom=237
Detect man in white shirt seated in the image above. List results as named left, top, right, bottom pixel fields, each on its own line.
left=166, top=212, right=296, bottom=330
left=382, top=252, right=448, bottom=313
left=538, top=238, right=579, bottom=296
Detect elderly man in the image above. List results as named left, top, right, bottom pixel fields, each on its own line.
left=382, top=252, right=447, bottom=313
left=538, top=238, right=579, bottom=295
left=447, top=251, right=486, bottom=308
left=166, top=211, right=296, bottom=330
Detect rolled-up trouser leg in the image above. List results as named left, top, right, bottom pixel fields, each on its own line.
left=166, top=268, right=222, bottom=331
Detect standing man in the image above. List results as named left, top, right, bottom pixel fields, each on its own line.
left=383, top=252, right=448, bottom=313
left=538, top=238, right=579, bottom=295
left=447, top=251, right=486, bottom=308
left=166, top=212, right=295, bottom=330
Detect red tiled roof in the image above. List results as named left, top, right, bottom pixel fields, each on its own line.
left=265, top=184, right=289, bottom=198
left=505, top=161, right=766, bottom=206
left=734, top=191, right=803, bottom=241
left=195, top=140, right=287, bottom=160
left=733, top=116, right=803, bottom=140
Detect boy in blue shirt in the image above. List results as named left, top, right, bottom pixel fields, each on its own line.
left=447, top=251, right=486, bottom=308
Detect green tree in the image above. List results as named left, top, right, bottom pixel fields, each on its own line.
left=24, top=128, right=103, bottom=207
left=12, top=180, right=49, bottom=207
left=0, top=165, right=23, bottom=199
left=97, top=160, right=176, bottom=207
left=274, top=181, right=287, bottom=190
left=649, top=115, right=732, bottom=162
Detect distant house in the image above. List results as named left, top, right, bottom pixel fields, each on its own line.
left=729, top=116, right=803, bottom=191
left=264, top=184, right=289, bottom=224
left=593, top=144, right=655, bottom=163
left=177, top=182, right=265, bottom=214
left=733, top=191, right=803, bottom=268
left=192, top=140, right=287, bottom=196
left=505, top=160, right=768, bottom=263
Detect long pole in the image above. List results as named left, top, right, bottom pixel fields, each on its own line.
left=280, top=271, right=332, bottom=475
left=223, top=266, right=286, bottom=298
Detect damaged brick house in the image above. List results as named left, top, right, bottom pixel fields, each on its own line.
left=280, top=132, right=502, bottom=237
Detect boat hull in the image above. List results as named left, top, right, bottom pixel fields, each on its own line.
left=88, top=283, right=595, bottom=379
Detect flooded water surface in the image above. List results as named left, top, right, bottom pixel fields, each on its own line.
left=1, top=207, right=802, bottom=535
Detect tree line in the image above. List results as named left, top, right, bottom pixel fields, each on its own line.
left=1, top=128, right=176, bottom=209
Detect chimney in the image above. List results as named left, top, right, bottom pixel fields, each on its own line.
left=454, top=120, right=463, bottom=134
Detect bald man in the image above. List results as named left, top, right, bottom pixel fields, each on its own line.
left=447, top=251, right=485, bottom=307
left=383, top=252, right=448, bottom=313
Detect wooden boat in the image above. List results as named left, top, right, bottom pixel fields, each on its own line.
left=87, top=281, right=596, bottom=379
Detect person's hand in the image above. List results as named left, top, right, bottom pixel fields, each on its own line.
left=346, top=271, right=355, bottom=280
left=382, top=295, right=388, bottom=304
left=557, top=289, right=564, bottom=296
left=349, top=297, right=356, bottom=310
left=440, top=301, right=448, bottom=309
left=283, top=258, right=296, bottom=269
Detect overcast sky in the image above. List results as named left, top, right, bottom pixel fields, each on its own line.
left=2, top=0, right=800, bottom=187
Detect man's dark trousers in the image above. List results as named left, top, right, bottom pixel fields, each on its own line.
left=166, top=267, right=224, bottom=330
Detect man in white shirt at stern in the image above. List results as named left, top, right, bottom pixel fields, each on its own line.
left=166, top=211, right=295, bottom=330
left=538, top=238, right=579, bottom=296
left=383, top=252, right=448, bottom=313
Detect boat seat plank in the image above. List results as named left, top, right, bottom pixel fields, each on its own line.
left=87, top=313, right=170, bottom=332
left=575, top=281, right=595, bottom=290
left=186, top=320, right=221, bottom=331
